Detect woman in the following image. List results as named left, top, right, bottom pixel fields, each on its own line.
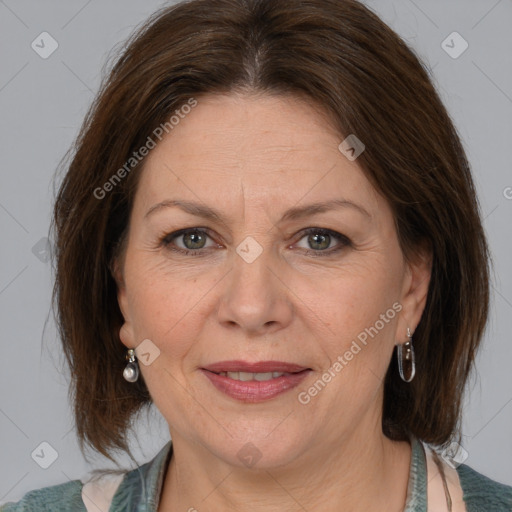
left=2, top=0, right=511, bottom=510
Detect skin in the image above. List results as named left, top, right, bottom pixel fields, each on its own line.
left=114, top=92, right=432, bottom=511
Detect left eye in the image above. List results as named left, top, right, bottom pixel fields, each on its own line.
left=295, top=228, right=350, bottom=254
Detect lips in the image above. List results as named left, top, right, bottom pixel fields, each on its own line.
left=200, top=360, right=312, bottom=402
left=200, top=368, right=311, bottom=402
left=202, top=360, right=310, bottom=374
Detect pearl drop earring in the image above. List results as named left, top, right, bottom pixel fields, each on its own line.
left=123, top=349, right=139, bottom=382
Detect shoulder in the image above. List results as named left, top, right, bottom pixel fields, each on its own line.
left=0, top=480, right=86, bottom=512
left=0, top=442, right=172, bottom=512
left=456, top=463, right=512, bottom=511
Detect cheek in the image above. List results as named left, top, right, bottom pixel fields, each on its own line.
left=301, top=274, right=400, bottom=390
left=124, top=257, right=220, bottom=358
left=294, top=260, right=403, bottom=405
left=297, top=258, right=402, bottom=338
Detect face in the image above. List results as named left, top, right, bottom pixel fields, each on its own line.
left=115, top=93, right=431, bottom=468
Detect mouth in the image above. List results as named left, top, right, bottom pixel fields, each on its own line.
left=200, top=360, right=312, bottom=402
left=202, top=360, right=311, bottom=374
left=207, top=370, right=303, bottom=381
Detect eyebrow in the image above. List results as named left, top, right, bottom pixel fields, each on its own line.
left=144, top=198, right=371, bottom=222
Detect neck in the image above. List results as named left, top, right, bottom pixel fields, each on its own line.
left=158, top=421, right=412, bottom=512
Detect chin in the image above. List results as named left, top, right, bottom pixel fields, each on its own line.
left=206, top=428, right=308, bottom=470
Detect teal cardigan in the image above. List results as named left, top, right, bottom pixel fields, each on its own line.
left=1, top=437, right=511, bottom=511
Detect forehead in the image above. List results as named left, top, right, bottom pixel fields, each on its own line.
left=134, top=93, right=381, bottom=213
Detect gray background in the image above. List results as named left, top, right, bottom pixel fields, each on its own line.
left=1, top=0, right=511, bottom=504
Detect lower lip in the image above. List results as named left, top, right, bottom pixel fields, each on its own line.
left=200, top=369, right=311, bottom=402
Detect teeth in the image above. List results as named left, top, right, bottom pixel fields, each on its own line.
left=254, top=372, right=274, bottom=381
left=218, top=371, right=286, bottom=381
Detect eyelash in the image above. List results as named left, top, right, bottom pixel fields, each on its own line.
left=159, top=227, right=351, bottom=257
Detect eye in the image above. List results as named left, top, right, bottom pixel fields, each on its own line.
left=294, top=228, right=351, bottom=256
left=161, top=228, right=218, bottom=255
left=160, top=227, right=351, bottom=257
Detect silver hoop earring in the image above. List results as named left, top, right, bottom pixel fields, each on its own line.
left=123, top=349, right=139, bottom=382
left=397, top=327, right=415, bottom=382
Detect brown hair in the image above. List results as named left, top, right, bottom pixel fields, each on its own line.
left=51, top=0, right=490, bottom=461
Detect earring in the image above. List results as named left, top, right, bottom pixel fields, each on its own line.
left=397, top=327, right=415, bottom=382
left=123, top=349, right=139, bottom=382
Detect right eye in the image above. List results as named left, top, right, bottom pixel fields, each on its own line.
left=161, top=228, right=219, bottom=256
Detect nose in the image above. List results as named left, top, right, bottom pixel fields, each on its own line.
left=216, top=245, right=294, bottom=336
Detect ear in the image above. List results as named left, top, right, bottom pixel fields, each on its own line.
left=396, top=241, right=432, bottom=342
left=111, top=256, right=137, bottom=350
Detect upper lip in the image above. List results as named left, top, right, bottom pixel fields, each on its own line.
left=202, top=360, right=311, bottom=373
